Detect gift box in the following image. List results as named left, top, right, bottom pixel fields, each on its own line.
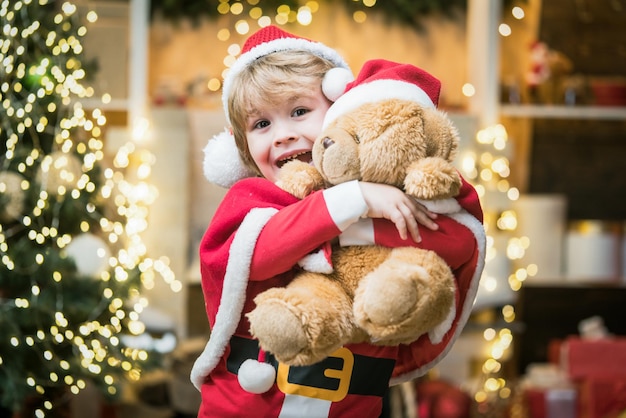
left=521, top=364, right=578, bottom=418
left=578, top=376, right=626, bottom=418
left=560, top=337, right=626, bottom=380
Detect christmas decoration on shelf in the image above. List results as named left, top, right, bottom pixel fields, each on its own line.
left=0, top=1, right=179, bottom=416
left=524, top=41, right=575, bottom=105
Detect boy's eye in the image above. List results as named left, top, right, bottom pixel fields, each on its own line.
left=254, top=120, right=270, bottom=129
left=293, top=108, right=308, bottom=117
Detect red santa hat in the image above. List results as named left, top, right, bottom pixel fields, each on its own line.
left=323, top=59, right=442, bottom=130
left=222, top=25, right=352, bottom=121
left=204, top=25, right=353, bottom=188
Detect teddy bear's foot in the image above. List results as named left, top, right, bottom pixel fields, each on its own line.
left=353, top=263, right=425, bottom=341
left=248, top=275, right=356, bottom=366
left=353, top=247, right=455, bottom=345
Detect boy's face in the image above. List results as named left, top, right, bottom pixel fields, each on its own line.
left=245, top=88, right=331, bottom=183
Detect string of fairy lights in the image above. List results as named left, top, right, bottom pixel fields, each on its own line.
left=457, top=5, right=537, bottom=411
left=1, top=0, right=180, bottom=413
left=460, top=123, right=524, bottom=408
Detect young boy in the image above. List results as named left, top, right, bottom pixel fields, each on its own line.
left=191, top=25, right=485, bottom=418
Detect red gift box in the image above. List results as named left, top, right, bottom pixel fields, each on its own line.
left=560, top=337, right=626, bottom=380
left=524, top=388, right=547, bottom=418
left=523, top=387, right=579, bottom=418
left=578, top=376, right=626, bottom=418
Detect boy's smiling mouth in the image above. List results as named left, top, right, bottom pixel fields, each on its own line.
left=276, top=151, right=312, bottom=168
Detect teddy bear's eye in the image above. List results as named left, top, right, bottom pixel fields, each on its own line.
left=353, top=134, right=360, bottom=144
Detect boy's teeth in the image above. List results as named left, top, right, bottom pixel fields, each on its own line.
left=284, top=152, right=304, bottom=161
left=279, top=151, right=307, bottom=167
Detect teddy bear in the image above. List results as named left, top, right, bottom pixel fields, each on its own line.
left=246, top=96, right=464, bottom=367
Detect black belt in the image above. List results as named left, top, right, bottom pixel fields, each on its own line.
left=227, top=335, right=395, bottom=398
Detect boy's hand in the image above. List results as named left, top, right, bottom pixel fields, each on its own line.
left=359, top=182, right=438, bottom=242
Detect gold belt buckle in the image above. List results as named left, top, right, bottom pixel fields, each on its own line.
left=276, top=347, right=354, bottom=402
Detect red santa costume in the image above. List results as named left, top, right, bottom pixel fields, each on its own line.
left=190, top=26, right=486, bottom=418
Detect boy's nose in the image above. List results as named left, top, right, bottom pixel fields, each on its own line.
left=273, top=125, right=297, bottom=144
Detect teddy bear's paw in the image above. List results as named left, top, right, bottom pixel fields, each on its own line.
left=248, top=299, right=309, bottom=365
left=404, top=158, right=461, bottom=200
left=276, top=160, right=325, bottom=199
left=248, top=296, right=348, bottom=367
left=353, top=263, right=429, bottom=343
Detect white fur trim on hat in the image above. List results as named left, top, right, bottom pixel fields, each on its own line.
left=222, top=35, right=351, bottom=121
left=203, top=129, right=257, bottom=188
left=190, top=207, right=278, bottom=391
left=323, top=79, right=436, bottom=130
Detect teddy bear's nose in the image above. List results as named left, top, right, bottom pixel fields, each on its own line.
left=322, top=137, right=334, bottom=149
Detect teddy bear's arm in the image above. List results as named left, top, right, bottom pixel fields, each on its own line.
left=276, top=160, right=326, bottom=199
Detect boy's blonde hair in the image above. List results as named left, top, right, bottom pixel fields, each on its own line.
left=227, top=50, right=336, bottom=175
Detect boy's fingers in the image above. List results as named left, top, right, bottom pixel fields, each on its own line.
left=405, top=209, right=421, bottom=242
left=409, top=223, right=421, bottom=243
left=412, top=203, right=439, bottom=231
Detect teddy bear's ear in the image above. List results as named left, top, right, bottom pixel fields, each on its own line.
left=420, top=108, right=460, bottom=162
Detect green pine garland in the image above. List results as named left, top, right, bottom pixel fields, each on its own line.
left=150, top=0, right=522, bottom=26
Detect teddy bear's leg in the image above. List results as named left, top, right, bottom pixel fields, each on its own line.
left=353, top=247, right=455, bottom=345
left=248, top=273, right=357, bottom=366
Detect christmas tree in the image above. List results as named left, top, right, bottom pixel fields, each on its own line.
left=1, top=1, right=174, bottom=415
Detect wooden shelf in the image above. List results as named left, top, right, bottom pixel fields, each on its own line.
left=500, top=104, right=626, bottom=120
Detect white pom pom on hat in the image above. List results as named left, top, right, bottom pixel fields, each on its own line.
left=322, top=67, right=355, bottom=102
left=203, top=129, right=257, bottom=188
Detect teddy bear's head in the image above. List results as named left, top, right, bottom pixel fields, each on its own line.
left=312, top=98, right=461, bottom=199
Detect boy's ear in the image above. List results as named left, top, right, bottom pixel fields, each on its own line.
left=203, top=129, right=257, bottom=188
